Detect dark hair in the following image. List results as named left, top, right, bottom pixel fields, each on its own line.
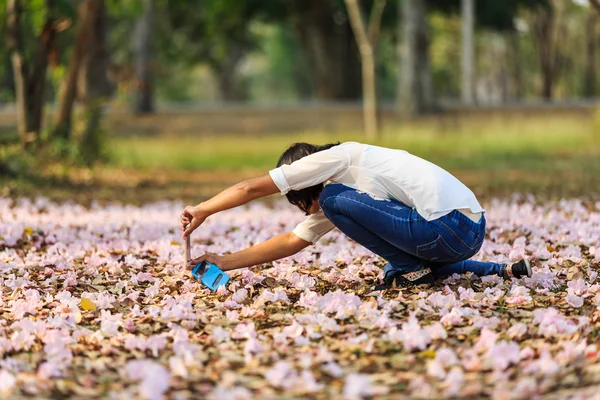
left=276, top=142, right=340, bottom=215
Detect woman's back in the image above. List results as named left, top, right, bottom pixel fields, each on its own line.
left=271, top=141, right=484, bottom=222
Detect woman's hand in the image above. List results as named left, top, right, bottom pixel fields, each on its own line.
left=180, top=176, right=278, bottom=239
left=188, top=253, right=229, bottom=271
left=180, top=205, right=207, bottom=238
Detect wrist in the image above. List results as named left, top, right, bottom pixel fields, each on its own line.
left=221, top=254, right=239, bottom=271
left=194, top=203, right=211, bottom=219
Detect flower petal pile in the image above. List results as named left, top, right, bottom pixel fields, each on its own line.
left=0, top=197, right=599, bottom=398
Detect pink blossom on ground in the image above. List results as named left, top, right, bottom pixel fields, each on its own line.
left=99, top=310, right=122, bottom=337
left=289, top=272, right=317, bottom=290
left=169, top=356, right=188, bottom=378
left=2, top=197, right=600, bottom=398
left=343, top=373, right=389, bottom=399
left=481, top=275, right=503, bottom=285
left=231, top=322, right=257, bottom=340
left=440, top=307, right=465, bottom=327
left=565, top=289, right=584, bottom=308
left=274, top=321, right=304, bottom=344
left=511, top=377, right=539, bottom=398
left=125, top=360, right=171, bottom=400
left=523, top=351, right=561, bottom=377
left=298, top=290, right=319, bottom=308
left=0, top=369, right=16, bottom=394
left=458, top=287, right=476, bottom=301
left=408, top=376, right=436, bottom=398
left=211, top=327, right=230, bottom=343
left=533, top=308, right=579, bottom=338
left=135, top=272, right=156, bottom=283
left=558, top=245, right=581, bottom=259
left=424, top=322, right=448, bottom=340
left=226, top=310, right=240, bottom=323
left=474, top=328, right=498, bottom=353
left=265, top=361, right=292, bottom=388
left=231, top=289, right=248, bottom=303
left=145, top=335, right=167, bottom=357
left=37, top=361, right=61, bottom=380
left=443, top=367, right=464, bottom=396
left=484, top=341, right=521, bottom=371
left=427, top=348, right=459, bottom=379
left=567, top=279, right=589, bottom=296
left=526, top=271, right=555, bottom=289
left=505, top=285, right=532, bottom=305
left=243, top=338, right=263, bottom=363
left=208, top=386, right=253, bottom=400
left=322, top=362, right=344, bottom=378
left=461, top=349, right=482, bottom=372
left=256, top=289, right=289, bottom=304
left=427, top=291, right=458, bottom=309
left=555, top=341, right=589, bottom=366
left=507, top=323, right=528, bottom=340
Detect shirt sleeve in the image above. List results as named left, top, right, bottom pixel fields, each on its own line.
left=292, top=211, right=335, bottom=244
left=268, top=145, right=350, bottom=195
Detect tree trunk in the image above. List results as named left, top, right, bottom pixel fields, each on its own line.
left=533, top=5, right=555, bottom=100
left=3, top=55, right=16, bottom=102
left=344, top=0, right=386, bottom=139
left=398, top=0, right=434, bottom=115
left=79, top=0, right=110, bottom=164
left=287, top=0, right=361, bottom=100
left=461, top=0, right=475, bottom=105
left=212, top=45, right=246, bottom=101
left=584, top=13, right=597, bottom=98
left=360, top=54, right=377, bottom=138
left=52, top=0, right=97, bottom=141
left=6, top=0, right=56, bottom=150
left=510, top=31, right=523, bottom=100
left=131, top=0, right=154, bottom=114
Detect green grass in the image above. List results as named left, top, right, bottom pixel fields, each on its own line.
left=3, top=114, right=599, bottom=204
left=108, top=115, right=600, bottom=174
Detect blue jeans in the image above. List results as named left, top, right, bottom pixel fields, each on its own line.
left=318, top=184, right=505, bottom=280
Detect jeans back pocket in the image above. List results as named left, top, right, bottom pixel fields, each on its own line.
left=416, top=235, right=462, bottom=262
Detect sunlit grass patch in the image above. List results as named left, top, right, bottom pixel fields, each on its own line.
left=109, top=115, right=598, bottom=173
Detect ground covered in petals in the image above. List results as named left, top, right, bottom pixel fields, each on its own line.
left=1, top=197, right=600, bottom=399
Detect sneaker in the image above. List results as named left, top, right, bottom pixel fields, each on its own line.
left=373, top=268, right=435, bottom=291
left=505, top=259, right=532, bottom=279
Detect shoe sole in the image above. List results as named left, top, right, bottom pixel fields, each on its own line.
left=524, top=259, right=532, bottom=277
left=372, top=274, right=434, bottom=291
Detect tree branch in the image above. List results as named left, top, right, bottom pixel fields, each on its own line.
left=367, top=0, right=387, bottom=46
left=590, top=0, right=600, bottom=14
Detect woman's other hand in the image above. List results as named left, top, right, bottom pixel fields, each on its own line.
left=180, top=205, right=207, bottom=238
left=188, top=253, right=228, bottom=271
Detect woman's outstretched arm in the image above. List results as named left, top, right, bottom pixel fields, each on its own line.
left=189, top=232, right=311, bottom=272
left=181, top=175, right=279, bottom=237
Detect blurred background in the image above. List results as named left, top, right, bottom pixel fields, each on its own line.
left=0, top=0, right=599, bottom=205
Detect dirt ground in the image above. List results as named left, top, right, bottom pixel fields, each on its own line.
left=3, top=163, right=599, bottom=208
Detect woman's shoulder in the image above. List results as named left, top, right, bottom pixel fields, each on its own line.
left=338, top=141, right=367, bottom=151
left=335, top=142, right=367, bottom=163
left=340, top=141, right=364, bottom=146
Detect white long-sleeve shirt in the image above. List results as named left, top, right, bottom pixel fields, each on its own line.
left=269, top=142, right=484, bottom=244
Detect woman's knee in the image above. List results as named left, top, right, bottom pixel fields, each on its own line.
left=318, top=184, right=345, bottom=211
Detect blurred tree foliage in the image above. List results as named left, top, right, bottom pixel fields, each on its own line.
left=2, top=0, right=596, bottom=106
left=164, top=0, right=282, bottom=101
left=0, top=0, right=597, bottom=166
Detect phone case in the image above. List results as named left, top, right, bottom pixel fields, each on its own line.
left=191, top=261, right=230, bottom=291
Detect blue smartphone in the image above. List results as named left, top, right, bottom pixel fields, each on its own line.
left=191, top=261, right=230, bottom=291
